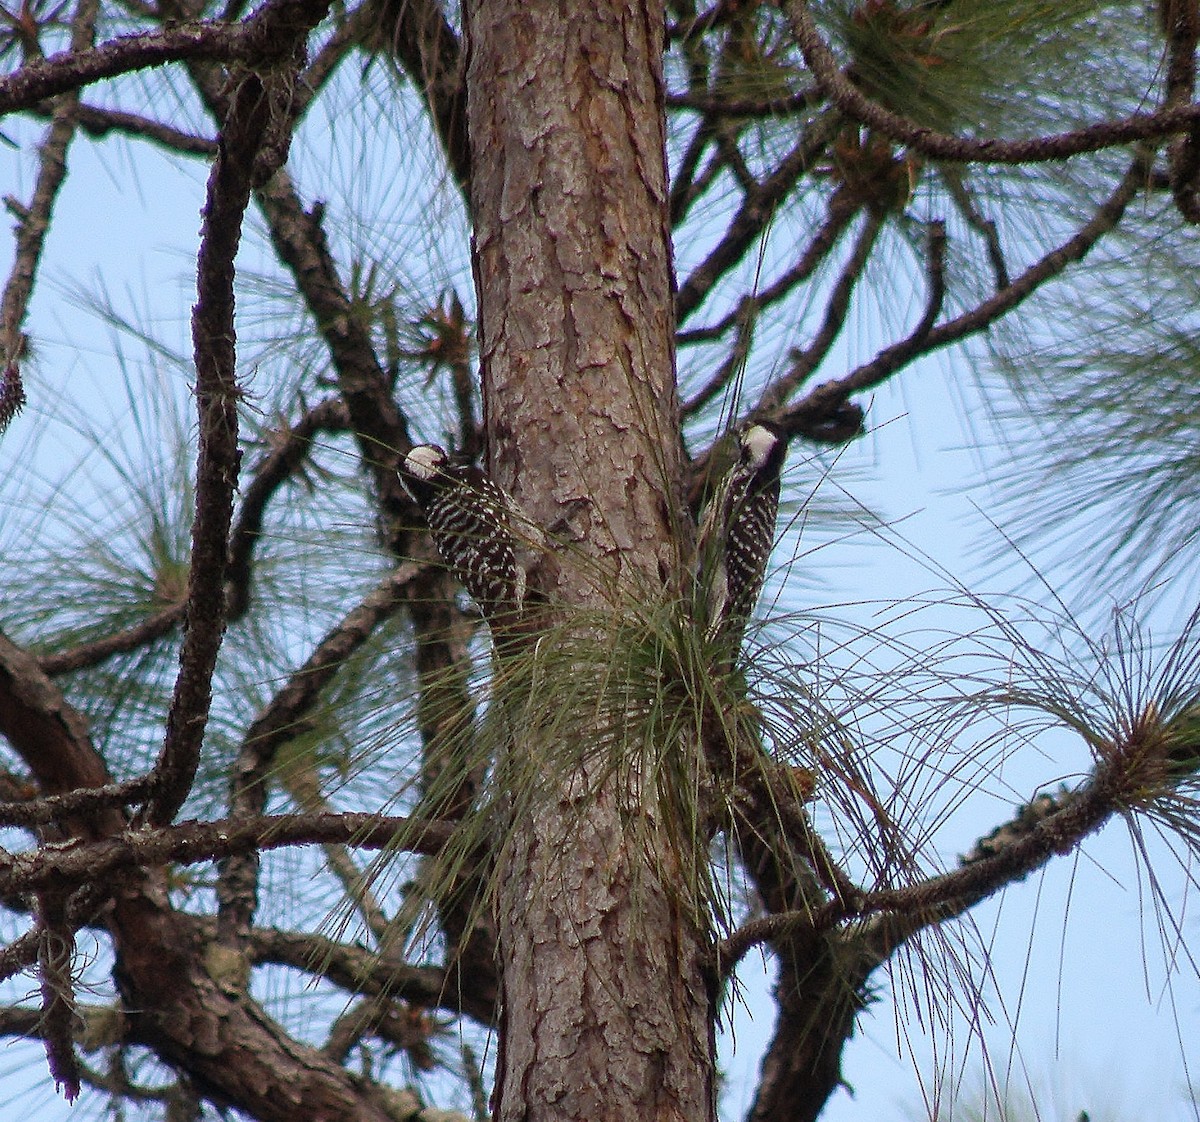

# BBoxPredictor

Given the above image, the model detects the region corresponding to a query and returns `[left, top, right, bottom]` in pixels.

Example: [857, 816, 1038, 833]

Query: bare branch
[0, 811, 455, 897]
[682, 300, 757, 421]
[37, 605, 186, 677]
[0, 22, 246, 114]
[254, 172, 415, 499]
[0, 928, 41, 983]
[0, 629, 118, 815]
[666, 85, 819, 118]
[147, 0, 326, 828]
[0, 777, 152, 830]
[666, 0, 746, 43]
[1162, 0, 1200, 221]
[719, 774, 1110, 969]
[938, 166, 1009, 290]
[0, 1004, 42, 1036]
[250, 925, 495, 1023]
[70, 102, 217, 154]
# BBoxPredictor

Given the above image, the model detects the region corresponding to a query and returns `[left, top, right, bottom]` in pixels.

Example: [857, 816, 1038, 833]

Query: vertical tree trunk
[466, 1, 716, 1119]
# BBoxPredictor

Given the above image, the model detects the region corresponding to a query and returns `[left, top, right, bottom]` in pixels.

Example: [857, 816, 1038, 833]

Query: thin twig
[671, 136, 729, 228]
[938, 166, 1009, 290]
[1, 0, 99, 405]
[37, 605, 186, 677]
[678, 193, 858, 350]
[226, 396, 350, 620]
[666, 85, 820, 118]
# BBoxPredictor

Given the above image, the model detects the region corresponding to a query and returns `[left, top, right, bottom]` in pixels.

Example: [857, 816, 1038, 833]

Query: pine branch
[670, 128, 728, 227]
[1162, 0, 1200, 221]
[780, 153, 1146, 437]
[718, 775, 1107, 967]
[0, 629, 120, 817]
[0, 928, 41, 984]
[253, 172, 415, 504]
[164, 9, 417, 546]
[36, 606, 186, 677]
[678, 192, 858, 351]
[758, 207, 885, 413]
[785, 0, 1200, 163]
[0, 21, 251, 113]
[36, 101, 219, 153]
[776, 216, 946, 430]
[0, 0, 98, 426]
[666, 85, 820, 118]
[938, 167, 1010, 291]
[0, 778, 152, 829]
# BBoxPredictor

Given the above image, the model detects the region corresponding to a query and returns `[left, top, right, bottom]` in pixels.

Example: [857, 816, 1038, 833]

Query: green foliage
[826, 0, 1138, 135]
[985, 192, 1200, 600]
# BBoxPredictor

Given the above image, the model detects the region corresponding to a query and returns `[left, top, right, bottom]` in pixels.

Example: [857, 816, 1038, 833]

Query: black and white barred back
[399, 445, 529, 622]
[697, 422, 788, 644]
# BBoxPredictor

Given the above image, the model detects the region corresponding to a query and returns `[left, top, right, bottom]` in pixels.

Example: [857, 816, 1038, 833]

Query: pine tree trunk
[465, 0, 717, 1118]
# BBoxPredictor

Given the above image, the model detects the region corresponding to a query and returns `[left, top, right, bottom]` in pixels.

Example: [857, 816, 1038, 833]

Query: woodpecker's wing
[399, 446, 529, 622]
[695, 423, 787, 644]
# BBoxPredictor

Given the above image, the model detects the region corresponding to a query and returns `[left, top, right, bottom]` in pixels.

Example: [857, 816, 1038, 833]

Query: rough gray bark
[466, 0, 716, 1119]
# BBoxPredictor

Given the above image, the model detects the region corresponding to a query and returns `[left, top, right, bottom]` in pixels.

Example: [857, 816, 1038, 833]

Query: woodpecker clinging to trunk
[399, 445, 540, 625]
[695, 421, 788, 647]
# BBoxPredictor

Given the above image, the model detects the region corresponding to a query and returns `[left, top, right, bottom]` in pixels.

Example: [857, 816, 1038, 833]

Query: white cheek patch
[405, 445, 446, 481]
[742, 425, 776, 471]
